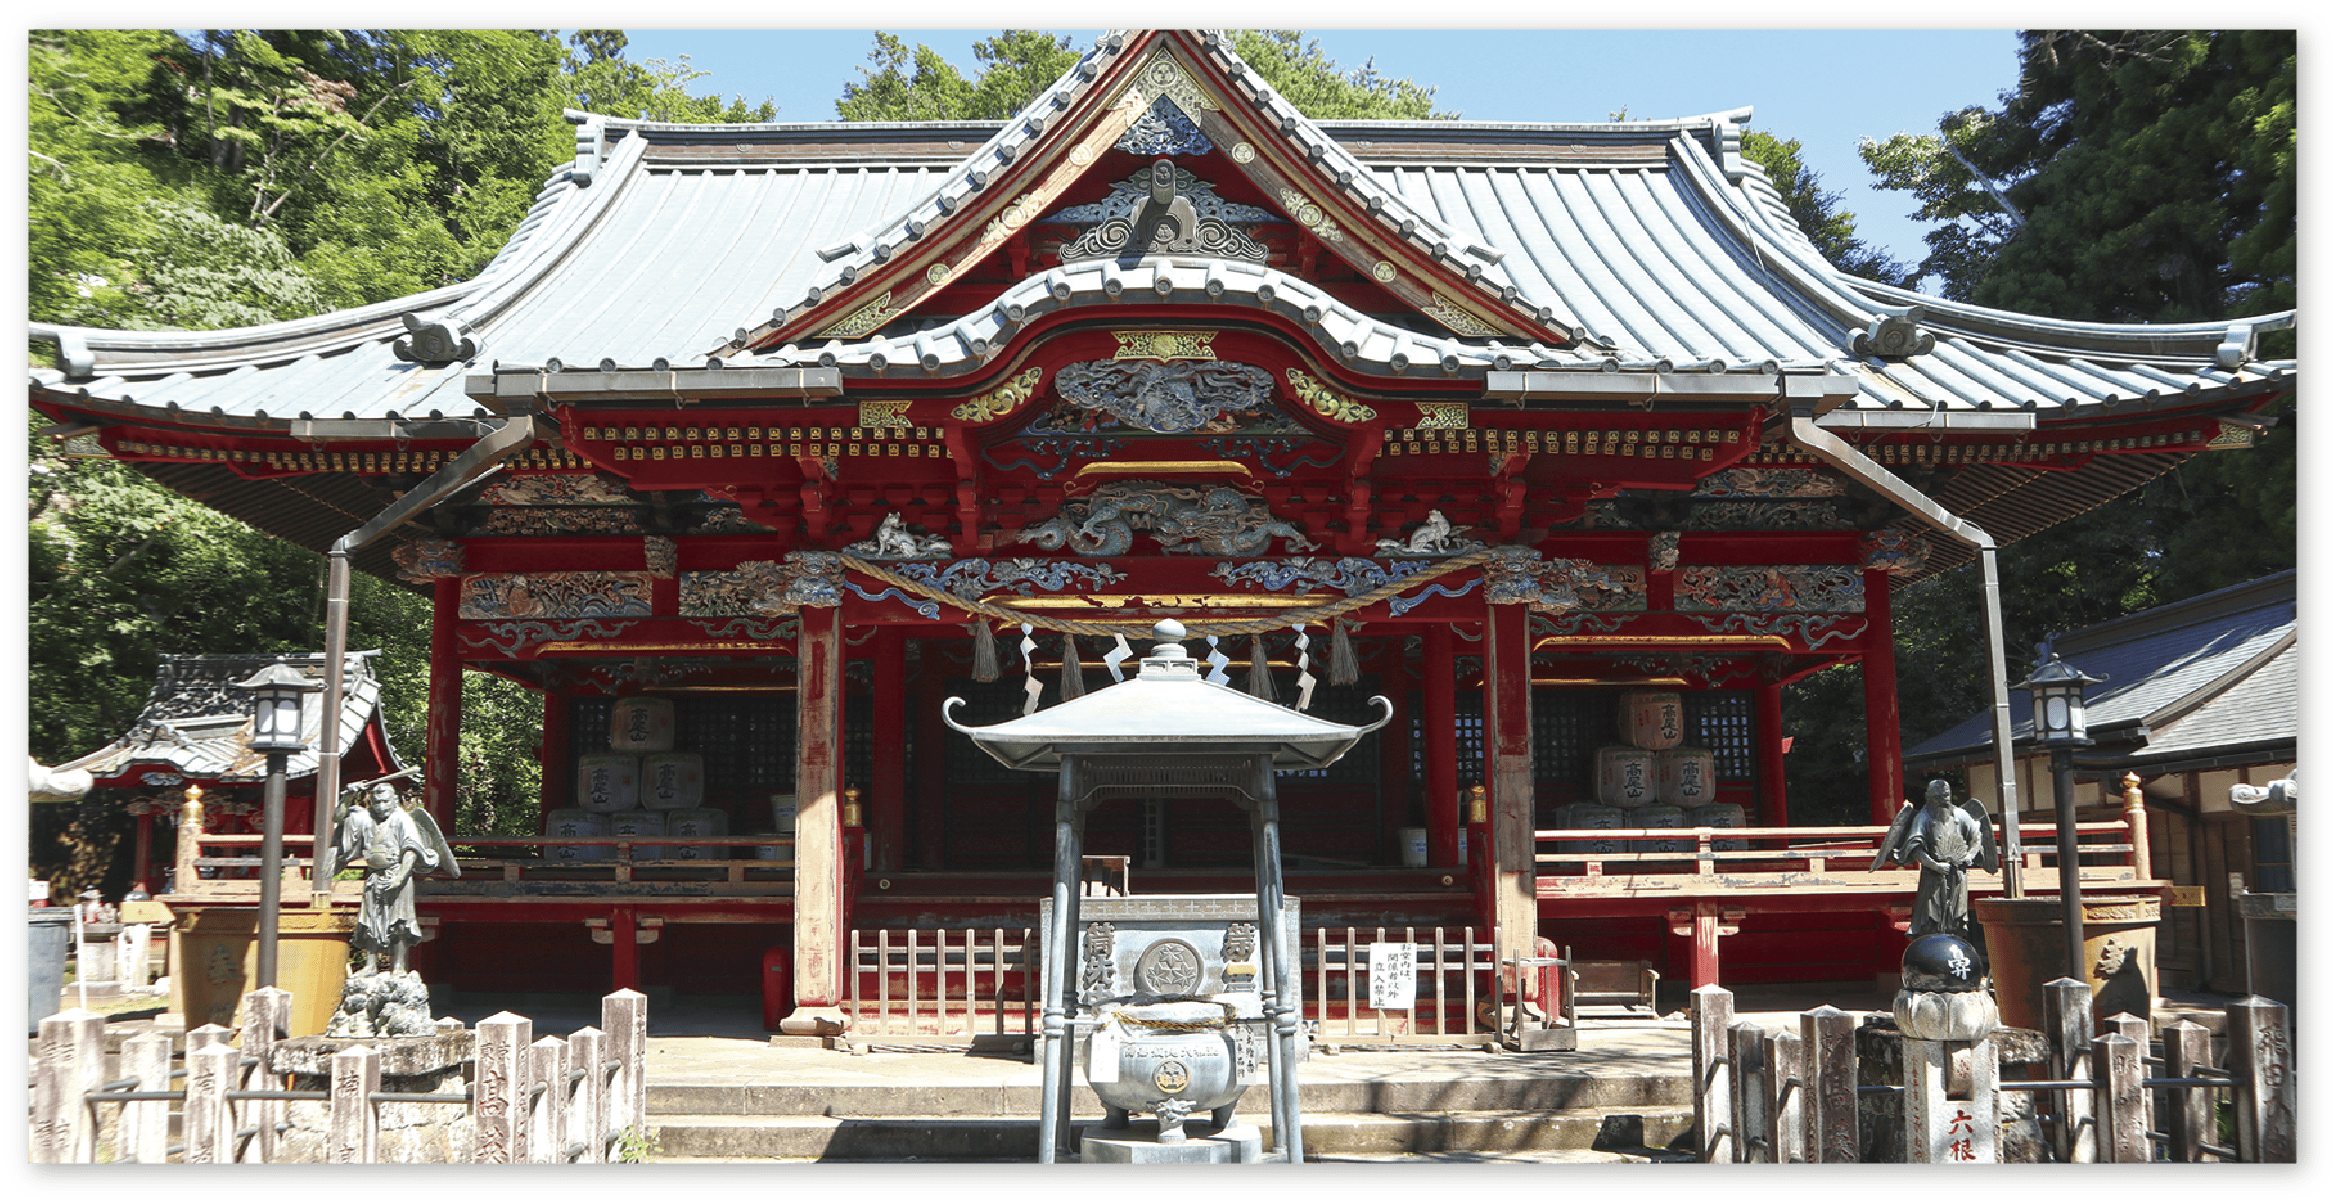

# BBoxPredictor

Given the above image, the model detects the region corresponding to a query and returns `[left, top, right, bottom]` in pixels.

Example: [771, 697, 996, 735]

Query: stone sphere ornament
[1901, 932, 1988, 992]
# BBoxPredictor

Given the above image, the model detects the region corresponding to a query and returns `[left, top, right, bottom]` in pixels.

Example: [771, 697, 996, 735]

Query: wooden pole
[1860, 570, 1902, 825]
[1485, 603, 1537, 980]
[426, 576, 464, 832]
[782, 604, 847, 1035]
[870, 628, 908, 873]
[1754, 676, 1790, 827]
[1422, 625, 1460, 868]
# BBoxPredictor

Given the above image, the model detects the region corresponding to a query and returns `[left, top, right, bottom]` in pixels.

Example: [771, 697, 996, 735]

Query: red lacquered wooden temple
[31, 30, 2293, 1032]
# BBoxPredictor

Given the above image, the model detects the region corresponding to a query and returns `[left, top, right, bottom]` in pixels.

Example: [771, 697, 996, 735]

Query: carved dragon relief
[1016, 480, 1316, 558]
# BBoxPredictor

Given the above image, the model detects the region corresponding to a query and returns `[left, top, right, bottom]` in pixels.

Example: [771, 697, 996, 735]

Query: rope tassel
[1058, 633, 1086, 700]
[1247, 636, 1276, 702]
[1326, 620, 1359, 687]
[970, 620, 1000, 683]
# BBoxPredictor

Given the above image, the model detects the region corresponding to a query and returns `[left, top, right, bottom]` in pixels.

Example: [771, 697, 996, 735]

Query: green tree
[1861, 30, 2294, 326]
[836, 30, 1458, 122]
[1740, 130, 1907, 284]
[1227, 30, 1454, 120]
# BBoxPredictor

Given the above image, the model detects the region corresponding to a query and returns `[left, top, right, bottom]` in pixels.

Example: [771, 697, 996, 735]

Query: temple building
[31, 30, 2294, 1030]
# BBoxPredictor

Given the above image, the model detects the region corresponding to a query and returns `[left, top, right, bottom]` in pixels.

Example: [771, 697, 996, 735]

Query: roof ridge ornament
[1058, 159, 1270, 264]
[392, 313, 476, 367]
[1848, 306, 1936, 361]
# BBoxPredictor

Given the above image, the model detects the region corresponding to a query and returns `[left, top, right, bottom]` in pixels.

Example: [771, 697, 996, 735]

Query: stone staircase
[646, 1058, 1694, 1163]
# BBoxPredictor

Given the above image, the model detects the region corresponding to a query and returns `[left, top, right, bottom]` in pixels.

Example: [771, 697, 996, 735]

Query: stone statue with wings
[333, 774, 459, 975]
[1872, 779, 2000, 945]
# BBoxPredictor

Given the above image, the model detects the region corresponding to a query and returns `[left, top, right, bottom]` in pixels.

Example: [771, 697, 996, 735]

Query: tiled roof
[1907, 571, 2296, 763]
[29, 30, 2294, 431]
[55, 652, 399, 784]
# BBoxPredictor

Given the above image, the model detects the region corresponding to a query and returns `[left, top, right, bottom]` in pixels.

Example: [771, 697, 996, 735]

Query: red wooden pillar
[783, 606, 847, 1035]
[608, 905, 638, 993]
[915, 655, 949, 871]
[130, 808, 157, 895]
[870, 628, 908, 873]
[1755, 676, 1790, 828]
[1671, 900, 1740, 989]
[1484, 602, 1538, 981]
[539, 685, 570, 825]
[425, 577, 463, 831]
[1377, 652, 1414, 865]
[1860, 569, 1903, 824]
[1422, 626, 1460, 868]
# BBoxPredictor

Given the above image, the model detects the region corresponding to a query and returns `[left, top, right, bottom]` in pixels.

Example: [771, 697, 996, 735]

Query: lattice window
[1530, 690, 1613, 786]
[1279, 676, 1384, 785]
[1405, 690, 1486, 790]
[941, 676, 1038, 788]
[1684, 691, 1755, 780]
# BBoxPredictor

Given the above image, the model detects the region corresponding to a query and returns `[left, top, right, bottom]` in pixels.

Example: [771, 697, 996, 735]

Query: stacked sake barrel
[1580, 691, 1741, 857]
[544, 697, 724, 863]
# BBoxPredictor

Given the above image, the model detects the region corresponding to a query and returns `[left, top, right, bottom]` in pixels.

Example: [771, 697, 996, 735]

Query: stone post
[472, 1012, 532, 1163]
[2090, 1031, 2146, 1162]
[1766, 1029, 1807, 1163]
[2162, 1019, 2213, 1162]
[31, 1009, 104, 1162]
[2044, 976, 2096, 1162]
[570, 1026, 608, 1163]
[2228, 996, 2294, 1162]
[529, 1034, 569, 1163]
[329, 1044, 381, 1163]
[2104, 1011, 2152, 1148]
[602, 988, 649, 1135]
[1801, 1005, 1858, 1162]
[121, 1030, 174, 1164]
[1903, 1034, 1998, 1162]
[1689, 984, 1734, 1163]
[238, 985, 291, 1162]
[1730, 1019, 1767, 1162]
[184, 1040, 240, 1163]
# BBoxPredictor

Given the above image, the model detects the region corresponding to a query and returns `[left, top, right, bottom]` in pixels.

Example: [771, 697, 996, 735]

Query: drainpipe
[308, 414, 539, 906]
[1783, 407, 2026, 898]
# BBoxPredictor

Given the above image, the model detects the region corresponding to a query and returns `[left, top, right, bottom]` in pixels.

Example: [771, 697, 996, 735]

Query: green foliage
[1228, 31, 1454, 120]
[613, 1124, 663, 1163]
[1739, 131, 1908, 284]
[1862, 30, 2295, 326]
[566, 38, 778, 124]
[835, 31, 1082, 122]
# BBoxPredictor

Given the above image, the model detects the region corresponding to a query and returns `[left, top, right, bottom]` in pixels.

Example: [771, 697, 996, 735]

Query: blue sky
[618, 29, 2024, 278]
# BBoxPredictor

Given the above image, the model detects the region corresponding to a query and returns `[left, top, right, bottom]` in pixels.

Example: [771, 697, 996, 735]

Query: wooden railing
[1534, 818, 2151, 898]
[1307, 925, 1500, 1043]
[444, 836, 796, 885]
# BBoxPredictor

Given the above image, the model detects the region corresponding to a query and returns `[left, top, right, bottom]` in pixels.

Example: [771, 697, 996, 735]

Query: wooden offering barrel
[575, 753, 639, 813]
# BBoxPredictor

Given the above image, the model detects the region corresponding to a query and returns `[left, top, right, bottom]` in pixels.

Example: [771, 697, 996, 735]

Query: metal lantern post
[236, 660, 318, 989]
[2017, 652, 2102, 985]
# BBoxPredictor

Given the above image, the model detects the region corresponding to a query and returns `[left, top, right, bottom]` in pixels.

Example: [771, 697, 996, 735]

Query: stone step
[649, 1105, 1694, 1161]
[647, 1071, 1688, 1118]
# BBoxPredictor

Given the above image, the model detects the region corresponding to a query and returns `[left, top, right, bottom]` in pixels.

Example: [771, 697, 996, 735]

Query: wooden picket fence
[30, 987, 649, 1164]
[1687, 981, 2294, 1163]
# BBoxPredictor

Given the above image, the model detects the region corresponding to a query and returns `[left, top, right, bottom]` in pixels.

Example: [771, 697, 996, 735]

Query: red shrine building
[32, 31, 2294, 1030]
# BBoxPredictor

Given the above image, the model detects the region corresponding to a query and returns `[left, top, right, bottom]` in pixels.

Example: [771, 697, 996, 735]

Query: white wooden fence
[30, 988, 649, 1164]
[1688, 980, 2294, 1163]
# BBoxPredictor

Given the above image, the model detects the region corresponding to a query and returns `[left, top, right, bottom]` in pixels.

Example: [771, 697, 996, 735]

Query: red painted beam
[1861, 569, 1903, 824]
[870, 628, 908, 873]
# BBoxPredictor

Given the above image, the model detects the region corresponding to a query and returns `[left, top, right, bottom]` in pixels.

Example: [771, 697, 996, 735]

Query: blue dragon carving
[1017, 481, 1316, 557]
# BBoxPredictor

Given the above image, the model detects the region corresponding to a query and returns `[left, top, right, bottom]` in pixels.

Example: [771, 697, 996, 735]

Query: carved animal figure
[1017, 481, 1315, 557]
[846, 513, 951, 560]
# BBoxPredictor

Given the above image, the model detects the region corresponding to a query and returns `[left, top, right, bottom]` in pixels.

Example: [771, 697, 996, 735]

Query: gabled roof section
[1907, 571, 2296, 764]
[56, 652, 402, 785]
[726, 29, 1575, 356]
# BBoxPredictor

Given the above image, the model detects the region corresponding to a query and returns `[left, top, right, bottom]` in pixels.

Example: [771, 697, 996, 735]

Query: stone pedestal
[272, 1024, 475, 1163]
[1080, 1120, 1263, 1164]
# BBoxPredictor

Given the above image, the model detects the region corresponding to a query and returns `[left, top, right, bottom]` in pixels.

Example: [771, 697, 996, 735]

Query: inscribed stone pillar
[784, 605, 848, 1034]
[1484, 601, 1537, 980]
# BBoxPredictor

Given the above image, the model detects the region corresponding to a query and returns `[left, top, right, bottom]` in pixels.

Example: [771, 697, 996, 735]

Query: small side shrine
[949, 618, 1388, 1163]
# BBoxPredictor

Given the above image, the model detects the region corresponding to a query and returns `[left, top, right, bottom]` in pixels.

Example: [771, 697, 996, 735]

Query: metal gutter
[309, 414, 538, 906]
[1783, 409, 2027, 895]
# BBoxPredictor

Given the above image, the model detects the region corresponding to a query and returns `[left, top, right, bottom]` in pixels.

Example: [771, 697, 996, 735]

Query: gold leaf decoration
[1371, 260, 1397, 283]
[1277, 187, 1343, 242]
[1229, 141, 1256, 164]
[951, 367, 1045, 422]
[858, 400, 913, 429]
[816, 290, 895, 339]
[2206, 420, 2257, 450]
[1112, 330, 1219, 362]
[1126, 52, 1220, 113]
[1423, 292, 1497, 337]
[1285, 369, 1377, 424]
[979, 194, 1043, 244]
[1414, 401, 1471, 430]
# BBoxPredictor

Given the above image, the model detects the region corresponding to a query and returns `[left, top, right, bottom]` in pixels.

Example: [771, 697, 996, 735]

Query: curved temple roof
[31, 29, 2294, 434]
